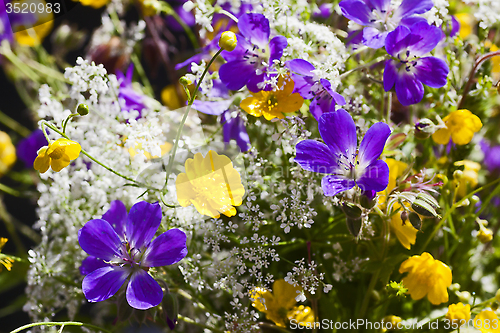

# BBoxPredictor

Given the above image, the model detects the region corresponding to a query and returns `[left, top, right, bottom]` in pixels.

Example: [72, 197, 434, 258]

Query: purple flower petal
[370, 0, 391, 12]
[193, 100, 232, 115]
[102, 200, 128, 239]
[310, 94, 333, 120]
[358, 122, 391, 168]
[126, 270, 163, 310]
[362, 27, 388, 49]
[237, 13, 270, 48]
[384, 25, 411, 57]
[356, 159, 390, 192]
[219, 60, 255, 91]
[414, 56, 449, 88]
[17, 129, 48, 168]
[222, 111, 251, 152]
[395, 0, 433, 18]
[82, 266, 130, 303]
[79, 256, 110, 276]
[175, 53, 207, 70]
[321, 79, 346, 106]
[246, 73, 268, 93]
[319, 109, 357, 157]
[269, 35, 288, 63]
[395, 70, 424, 106]
[339, 0, 374, 25]
[287, 59, 315, 76]
[450, 15, 460, 37]
[405, 22, 444, 57]
[142, 229, 188, 267]
[321, 175, 355, 196]
[125, 201, 162, 250]
[400, 15, 427, 28]
[295, 140, 339, 174]
[79, 219, 123, 260]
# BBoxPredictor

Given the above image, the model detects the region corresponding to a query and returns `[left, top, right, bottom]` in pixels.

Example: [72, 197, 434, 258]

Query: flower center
[48, 146, 65, 159]
[369, 7, 398, 32]
[336, 150, 361, 179]
[243, 44, 270, 70]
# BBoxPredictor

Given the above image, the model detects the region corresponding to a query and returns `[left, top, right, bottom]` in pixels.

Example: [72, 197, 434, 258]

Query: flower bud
[179, 76, 192, 86]
[415, 118, 436, 139]
[142, 0, 161, 16]
[382, 315, 402, 332]
[77, 103, 89, 116]
[219, 31, 237, 52]
[457, 291, 471, 303]
[477, 228, 493, 243]
[492, 302, 499, 311]
[400, 210, 408, 222]
[342, 203, 363, 219]
[346, 217, 362, 238]
[408, 212, 422, 230]
[162, 292, 179, 330]
[453, 170, 463, 181]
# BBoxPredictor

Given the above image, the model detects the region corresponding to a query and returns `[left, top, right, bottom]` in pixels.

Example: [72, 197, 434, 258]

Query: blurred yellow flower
[250, 279, 314, 328]
[455, 13, 474, 39]
[391, 203, 418, 250]
[378, 158, 408, 205]
[161, 85, 187, 110]
[454, 160, 481, 197]
[240, 75, 303, 120]
[432, 109, 482, 145]
[485, 41, 500, 75]
[0, 238, 14, 272]
[445, 302, 471, 325]
[176, 150, 245, 218]
[474, 310, 500, 333]
[128, 142, 172, 160]
[13, 0, 53, 46]
[74, 0, 109, 8]
[399, 252, 452, 305]
[381, 315, 402, 332]
[34, 138, 82, 173]
[0, 131, 16, 176]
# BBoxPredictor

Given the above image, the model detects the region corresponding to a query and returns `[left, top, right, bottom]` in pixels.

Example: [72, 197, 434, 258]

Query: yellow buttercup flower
[474, 310, 500, 333]
[128, 142, 172, 160]
[381, 315, 402, 332]
[161, 85, 187, 110]
[34, 138, 82, 173]
[454, 160, 481, 197]
[176, 150, 245, 218]
[250, 279, 314, 328]
[391, 203, 418, 250]
[446, 302, 471, 325]
[399, 252, 452, 305]
[13, 0, 53, 47]
[455, 13, 474, 39]
[432, 110, 482, 145]
[0, 238, 14, 272]
[240, 75, 304, 120]
[0, 131, 16, 176]
[74, 0, 109, 8]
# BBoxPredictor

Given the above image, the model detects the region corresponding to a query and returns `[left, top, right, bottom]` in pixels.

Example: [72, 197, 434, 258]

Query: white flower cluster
[463, 0, 500, 29]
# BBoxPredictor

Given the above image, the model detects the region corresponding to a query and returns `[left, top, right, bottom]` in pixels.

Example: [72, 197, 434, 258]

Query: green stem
[0, 183, 21, 197]
[130, 53, 154, 97]
[9, 321, 111, 333]
[161, 3, 199, 48]
[358, 269, 380, 321]
[162, 48, 223, 190]
[42, 122, 157, 190]
[386, 92, 392, 124]
[420, 178, 500, 251]
[0, 110, 31, 137]
[62, 113, 79, 134]
[338, 55, 387, 80]
[178, 315, 224, 333]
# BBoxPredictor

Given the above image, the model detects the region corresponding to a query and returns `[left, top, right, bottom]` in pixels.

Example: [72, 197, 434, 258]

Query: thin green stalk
[0, 183, 21, 197]
[41, 121, 157, 190]
[9, 321, 111, 333]
[386, 92, 392, 124]
[178, 315, 225, 333]
[339, 55, 388, 80]
[131, 53, 154, 97]
[420, 178, 500, 251]
[161, 3, 199, 48]
[0, 110, 31, 137]
[163, 48, 223, 190]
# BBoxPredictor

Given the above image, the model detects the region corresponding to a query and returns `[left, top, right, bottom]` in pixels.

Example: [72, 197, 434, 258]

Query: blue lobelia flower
[116, 64, 146, 117]
[219, 13, 287, 93]
[295, 109, 390, 196]
[339, 0, 433, 49]
[17, 129, 48, 168]
[78, 200, 188, 310]
[287, 59, 346, 120]
[383, 21, 449, 106]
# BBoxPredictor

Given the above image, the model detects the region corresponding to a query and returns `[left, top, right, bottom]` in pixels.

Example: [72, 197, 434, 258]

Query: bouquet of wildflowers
[3, 0, 500, 331]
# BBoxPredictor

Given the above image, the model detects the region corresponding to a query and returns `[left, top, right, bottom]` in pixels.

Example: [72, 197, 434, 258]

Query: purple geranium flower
[116, 64, 146, 116]
[295, 109, 390, 196]
[219, 13, 287, 93]
[481, 140, 500, 174]
[287, 59, 346, 120]
[78, 200, 187, 310]
[383, 21, 449, 106]
[17, 129, 48, 168]
[339, 0, 433, 48]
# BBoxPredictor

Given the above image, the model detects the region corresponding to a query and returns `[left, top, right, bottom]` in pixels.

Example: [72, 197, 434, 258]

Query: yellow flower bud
[219, 31, 238, 52]
[382, 315, 402, 332]
[445, 302, 471, 326]
[477, 228, 493, 243]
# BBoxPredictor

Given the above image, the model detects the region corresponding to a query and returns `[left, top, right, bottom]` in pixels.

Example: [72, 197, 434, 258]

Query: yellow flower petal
[33, 147, 50, 173]
[474, 310, 500, 333]
[0, 131, 16, 176]
[390, 204, 418, 250]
